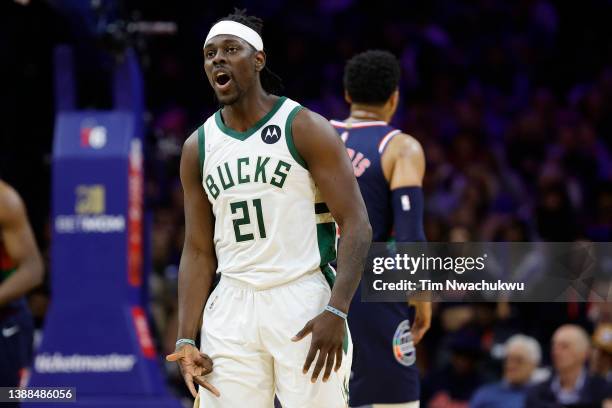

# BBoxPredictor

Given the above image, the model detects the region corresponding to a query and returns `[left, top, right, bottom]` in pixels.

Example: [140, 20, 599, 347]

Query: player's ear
[254, 50, 266, 72]
[344, 90, 352, 104]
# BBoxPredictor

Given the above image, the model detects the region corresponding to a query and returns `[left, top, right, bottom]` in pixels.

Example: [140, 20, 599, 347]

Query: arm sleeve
[391, 186, 426, 242]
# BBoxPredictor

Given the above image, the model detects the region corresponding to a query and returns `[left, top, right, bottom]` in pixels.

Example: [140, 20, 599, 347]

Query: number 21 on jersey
[230, 199, 266, 242]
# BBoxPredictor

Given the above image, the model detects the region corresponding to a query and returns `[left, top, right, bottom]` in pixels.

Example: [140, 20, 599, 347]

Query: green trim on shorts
[320, 263, 335, 289]
[342, 321, 349, 355]
[317, 223, 337, 267]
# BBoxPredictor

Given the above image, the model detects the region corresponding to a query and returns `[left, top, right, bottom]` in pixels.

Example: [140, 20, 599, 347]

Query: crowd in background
[141, 1, 612, 404]
[2, 0, 612, 406]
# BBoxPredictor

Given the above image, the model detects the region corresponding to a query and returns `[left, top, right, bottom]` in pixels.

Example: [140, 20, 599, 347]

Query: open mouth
[215, 72, 232, 88]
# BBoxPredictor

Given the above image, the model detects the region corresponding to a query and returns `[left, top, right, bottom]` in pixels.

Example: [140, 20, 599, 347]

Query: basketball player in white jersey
[166, 9, 372, 408]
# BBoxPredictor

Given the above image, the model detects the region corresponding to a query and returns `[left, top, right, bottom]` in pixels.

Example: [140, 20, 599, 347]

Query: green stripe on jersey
[197, 125, 205, 179]
[317, 222, 337, 267]
[285, 105, 307, 169]
[320, 263, 335, 289]
[343, 321, 349, 355]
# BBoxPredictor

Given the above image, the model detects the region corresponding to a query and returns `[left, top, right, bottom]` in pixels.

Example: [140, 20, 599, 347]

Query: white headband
[204, 21, 263, 51]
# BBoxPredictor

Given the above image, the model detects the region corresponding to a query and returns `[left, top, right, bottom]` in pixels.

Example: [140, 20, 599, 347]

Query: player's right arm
[166, 132, 220, 398]
[0, 181, 44, 306]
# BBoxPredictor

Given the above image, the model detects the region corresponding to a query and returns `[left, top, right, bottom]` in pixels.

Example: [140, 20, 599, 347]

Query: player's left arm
[0, 182, 44, 306]
[384, 134, 431, 344]
[383, 133, 426, 240]
[291, 109, 372, 382]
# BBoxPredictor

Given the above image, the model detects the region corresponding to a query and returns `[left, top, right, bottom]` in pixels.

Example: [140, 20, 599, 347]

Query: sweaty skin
[0, 180, 44, 306]
[168, 30, 371, 396]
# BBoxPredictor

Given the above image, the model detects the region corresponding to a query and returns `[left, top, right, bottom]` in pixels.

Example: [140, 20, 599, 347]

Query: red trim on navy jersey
[330, 119, 388, 128]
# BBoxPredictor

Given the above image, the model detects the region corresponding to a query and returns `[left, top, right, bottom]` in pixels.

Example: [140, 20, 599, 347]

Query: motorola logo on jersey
[261, 125, 281, 144]
[80, 125, 107, 149]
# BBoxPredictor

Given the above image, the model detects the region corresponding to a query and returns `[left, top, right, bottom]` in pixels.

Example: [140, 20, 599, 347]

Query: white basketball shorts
[198, 271, 352, 408]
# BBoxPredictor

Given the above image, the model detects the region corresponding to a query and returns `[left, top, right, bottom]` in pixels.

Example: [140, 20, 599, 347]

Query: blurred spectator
[470, 334, 541, 408]
[591, 324, 612, 381]
[525, 324, 612, 407]
[422, 329, 485, 407]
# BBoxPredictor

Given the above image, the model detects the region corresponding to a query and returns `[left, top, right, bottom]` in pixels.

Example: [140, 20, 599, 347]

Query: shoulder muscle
[382, 133, 425, 188]
[292, 108, 343, 154]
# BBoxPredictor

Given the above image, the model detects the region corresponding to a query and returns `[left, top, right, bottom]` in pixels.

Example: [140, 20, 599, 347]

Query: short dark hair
[218, 8, 283, 95]
[344, 50, 400, 105]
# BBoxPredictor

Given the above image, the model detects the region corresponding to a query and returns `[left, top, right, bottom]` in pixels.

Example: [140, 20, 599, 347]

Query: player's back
[332, 119, 420, 406]
[330, 119, 400, 241]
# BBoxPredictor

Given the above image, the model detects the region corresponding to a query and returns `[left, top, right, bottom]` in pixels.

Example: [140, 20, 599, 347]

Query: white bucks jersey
[197, 97, 336, 289]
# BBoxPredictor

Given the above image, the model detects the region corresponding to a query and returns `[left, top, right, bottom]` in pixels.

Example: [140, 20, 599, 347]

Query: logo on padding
[261, 125, 281, 144]
[81, 126, 107, 149]
[392, 319, 416, 366]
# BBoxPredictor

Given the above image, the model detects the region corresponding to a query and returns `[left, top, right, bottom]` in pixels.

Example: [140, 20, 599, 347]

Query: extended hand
[166, 344, 220, 398]
[292, 310, 346, 383]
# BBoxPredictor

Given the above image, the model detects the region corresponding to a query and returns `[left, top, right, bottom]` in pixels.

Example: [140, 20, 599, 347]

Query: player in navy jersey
[332, 50, 432, 408]
[0, 179, 43, 405]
